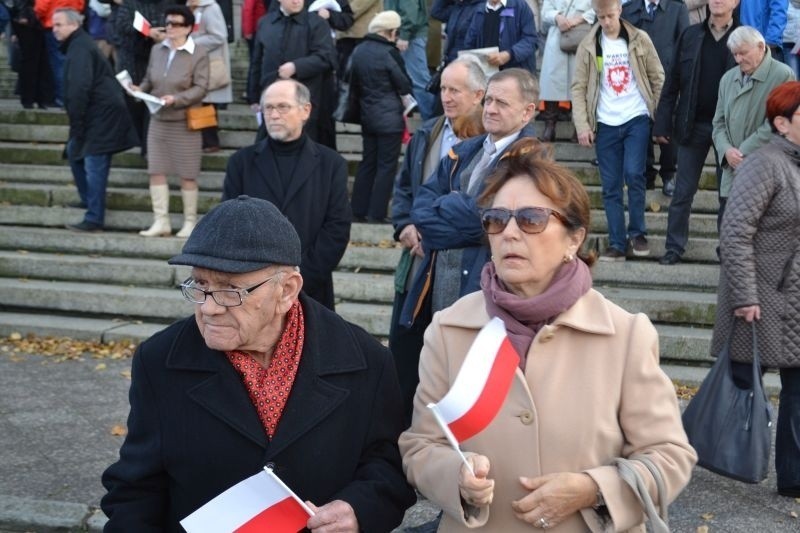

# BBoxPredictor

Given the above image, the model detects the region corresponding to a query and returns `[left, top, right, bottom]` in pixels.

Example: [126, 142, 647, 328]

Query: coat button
[520, 411, 533, 425]
[462, 270, 469, 276]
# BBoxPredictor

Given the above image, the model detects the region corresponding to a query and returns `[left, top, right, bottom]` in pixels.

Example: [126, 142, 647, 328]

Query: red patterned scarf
[226, 300, 305, 440]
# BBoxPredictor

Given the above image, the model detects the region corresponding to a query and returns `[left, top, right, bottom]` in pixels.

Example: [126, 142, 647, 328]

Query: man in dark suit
[248, 0, 336, 142]
[101, 196, 415, 531]
[223, 79, 351, 310]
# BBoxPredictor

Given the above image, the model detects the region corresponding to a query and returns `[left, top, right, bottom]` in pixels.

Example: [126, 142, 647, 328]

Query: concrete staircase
[0, 43, 724, 366]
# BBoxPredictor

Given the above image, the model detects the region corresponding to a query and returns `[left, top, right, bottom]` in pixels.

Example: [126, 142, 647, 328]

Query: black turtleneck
[269, 134, 307, 193]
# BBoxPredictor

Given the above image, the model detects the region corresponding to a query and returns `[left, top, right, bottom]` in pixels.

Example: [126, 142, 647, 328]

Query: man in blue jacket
[389, 56, 486, 420]
[739, 0, 787, 60]
[400, 68, 539, 329]
[463, 0, 538, 72]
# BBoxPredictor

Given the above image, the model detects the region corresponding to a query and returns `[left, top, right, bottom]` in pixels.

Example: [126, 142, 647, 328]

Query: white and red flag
[180, 467, 313, 533]
[132, 11, 152, 37]
[427, 317, 518, 469]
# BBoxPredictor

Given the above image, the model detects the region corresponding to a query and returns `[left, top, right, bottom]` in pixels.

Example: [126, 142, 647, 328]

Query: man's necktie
[647, 1, 657, 17]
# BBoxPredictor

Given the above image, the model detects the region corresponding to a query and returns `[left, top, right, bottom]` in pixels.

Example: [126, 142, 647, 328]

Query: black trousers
[12, 22, 52, 107]
[389, 288, 432, 425]
[351, 132, 402, 220]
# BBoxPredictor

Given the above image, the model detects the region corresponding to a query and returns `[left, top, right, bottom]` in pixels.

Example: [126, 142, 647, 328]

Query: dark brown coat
[711, 135, 800, 367]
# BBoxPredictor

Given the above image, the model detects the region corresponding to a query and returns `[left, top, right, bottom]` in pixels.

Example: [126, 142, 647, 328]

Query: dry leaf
[649, 201, 661, 212]
[9, 332, 22, 341]
[120, 370, 132, 379]
[110, 424, 127, 436]
[701, 513, 714, 521]
[790, 511, 798, 519]
[94, 363, 107, 371]
[696, 526, 709, 533]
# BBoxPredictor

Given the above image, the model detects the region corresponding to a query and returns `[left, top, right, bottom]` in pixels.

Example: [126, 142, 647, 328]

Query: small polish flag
[428, 317, 518, 469]
[180, 467, 313, 533]
[133, 11, 151, 37]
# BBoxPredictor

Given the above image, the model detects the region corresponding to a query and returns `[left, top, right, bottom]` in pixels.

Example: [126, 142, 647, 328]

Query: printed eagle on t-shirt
[607, 65, 631, 95]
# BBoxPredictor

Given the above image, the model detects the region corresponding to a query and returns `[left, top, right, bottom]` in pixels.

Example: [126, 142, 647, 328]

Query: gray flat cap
[168, 195, 301, 272]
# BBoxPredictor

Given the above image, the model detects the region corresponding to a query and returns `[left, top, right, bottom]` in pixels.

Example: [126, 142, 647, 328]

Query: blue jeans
[401, 35, 434, 120]
[44, 30, 64, 104]
[783, 43, 800, 79]
[69, 150, 112, 226]
[595, 115, 650, 252]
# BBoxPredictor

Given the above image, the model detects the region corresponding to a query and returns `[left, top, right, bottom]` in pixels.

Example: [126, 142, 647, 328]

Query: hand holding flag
[180, 467, 314, 533]
[427, 317, 518, 474]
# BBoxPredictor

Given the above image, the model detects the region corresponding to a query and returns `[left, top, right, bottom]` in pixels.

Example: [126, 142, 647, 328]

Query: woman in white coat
[189, 0, 233, 152]
[538, 0, 594, 141]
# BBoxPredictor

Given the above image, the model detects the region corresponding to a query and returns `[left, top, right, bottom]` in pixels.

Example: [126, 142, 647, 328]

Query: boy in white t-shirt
[570, 0, 664, 261]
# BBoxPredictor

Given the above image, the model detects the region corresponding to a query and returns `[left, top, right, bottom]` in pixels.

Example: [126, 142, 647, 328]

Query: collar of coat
[436, 289, 617, 336]
[269, 7, 307, 24]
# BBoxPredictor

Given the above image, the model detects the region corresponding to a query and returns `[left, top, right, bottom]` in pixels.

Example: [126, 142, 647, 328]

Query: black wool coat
[61, 28, 139, 160]
[222, 136, 352, 310]
[101, 294, 416, 531]
[247, 8, 336, 107]
[350, 33, 413, 135]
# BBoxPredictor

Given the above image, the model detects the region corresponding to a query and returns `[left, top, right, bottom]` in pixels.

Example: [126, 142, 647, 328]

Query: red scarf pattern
[225, 300, 305, 440]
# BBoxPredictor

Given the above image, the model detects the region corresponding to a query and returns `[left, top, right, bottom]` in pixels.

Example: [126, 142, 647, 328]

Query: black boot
[540, 101, 559, 142]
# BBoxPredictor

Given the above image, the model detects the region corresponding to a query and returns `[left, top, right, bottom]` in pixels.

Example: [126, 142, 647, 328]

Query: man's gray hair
[487, 68, 540, 105]
[445, 55, 488, 93]
[260, 79, 311, 107]
[54, 7, 84, 25]
[727, 26, 766, 51]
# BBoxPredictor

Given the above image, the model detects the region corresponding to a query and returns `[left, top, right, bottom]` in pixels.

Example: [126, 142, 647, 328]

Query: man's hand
[459, 455, 494, 508]
[397, 39, 409, 52]
[317, 7, 330, 19]
[654, 135, 670, 144]
[487, 51, 511, 66]
[278, 62, 296, 79]
[398, 224, 424, 257]
[306, 500, 358, 533]
[725, 147, 744, 168]
[149, 27, 166, 42]
[577, 130, 594, 147]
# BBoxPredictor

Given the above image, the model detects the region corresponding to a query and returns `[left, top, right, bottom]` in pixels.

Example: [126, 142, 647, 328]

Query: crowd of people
[2, 0, 799, 529]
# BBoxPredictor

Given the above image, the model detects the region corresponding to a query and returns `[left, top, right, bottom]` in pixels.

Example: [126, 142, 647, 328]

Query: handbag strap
[610, 455, 669, 533]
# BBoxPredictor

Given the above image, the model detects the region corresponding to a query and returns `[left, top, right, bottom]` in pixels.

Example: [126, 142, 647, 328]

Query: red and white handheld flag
[180, 467, 313, 533]
[133, 11, 152, 37]
[428, 317, 518, 469]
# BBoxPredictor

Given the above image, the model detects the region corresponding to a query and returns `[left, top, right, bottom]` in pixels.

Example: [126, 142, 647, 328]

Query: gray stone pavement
[1, 347, 798, 532]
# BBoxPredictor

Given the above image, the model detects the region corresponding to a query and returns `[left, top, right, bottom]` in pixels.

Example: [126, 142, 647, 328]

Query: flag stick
[263, 466, 316, 517]
[427, 403, 475, 476]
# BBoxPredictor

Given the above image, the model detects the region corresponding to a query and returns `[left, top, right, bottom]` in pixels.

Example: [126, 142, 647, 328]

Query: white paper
[115, 70, 165, 115]
[401, 94, 417, 117]
[458, 47, 501, 77]
[308, 0, 342, 12]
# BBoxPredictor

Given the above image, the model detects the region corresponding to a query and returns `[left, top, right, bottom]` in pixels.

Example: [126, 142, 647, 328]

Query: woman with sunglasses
[400, 138, 696, 532]
[130, 4, 209, 238]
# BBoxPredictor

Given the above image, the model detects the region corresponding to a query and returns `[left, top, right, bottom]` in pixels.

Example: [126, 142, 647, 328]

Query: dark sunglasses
[164, 20, 190, 27]
[481, 207, 570, 235]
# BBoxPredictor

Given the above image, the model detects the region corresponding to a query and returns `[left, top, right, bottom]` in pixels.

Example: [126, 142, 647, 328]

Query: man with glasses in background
[101, 195, 415, 531]
[222, 79, 351, 311]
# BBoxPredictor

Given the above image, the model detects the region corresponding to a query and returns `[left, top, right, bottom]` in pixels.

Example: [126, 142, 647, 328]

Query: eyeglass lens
[481, 207, 553, 235]
[181, 285, 243, 307]
[263, 103, 293, 115]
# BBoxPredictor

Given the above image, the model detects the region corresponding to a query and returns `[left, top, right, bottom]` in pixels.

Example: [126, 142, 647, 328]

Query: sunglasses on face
[481, 207, 570, 235]
[164, 20, 189, 27]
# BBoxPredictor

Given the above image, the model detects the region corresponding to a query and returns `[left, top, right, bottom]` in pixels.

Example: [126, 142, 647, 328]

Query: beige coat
[336, 0, 382, 40]
[399, 290, 696, 533]
[571, 20, 664, 134]
[140, 38, 209, 122]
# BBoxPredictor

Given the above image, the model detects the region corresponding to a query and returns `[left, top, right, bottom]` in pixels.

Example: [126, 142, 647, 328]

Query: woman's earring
[562, 253, 574, 263]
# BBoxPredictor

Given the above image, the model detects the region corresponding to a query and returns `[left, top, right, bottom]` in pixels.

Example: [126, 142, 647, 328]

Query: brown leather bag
[186, 105, 217, 130]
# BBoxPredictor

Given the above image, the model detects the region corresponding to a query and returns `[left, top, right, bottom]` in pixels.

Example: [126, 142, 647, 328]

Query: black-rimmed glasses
[481, 207, 570, 235]
[180, 275, 277, 307]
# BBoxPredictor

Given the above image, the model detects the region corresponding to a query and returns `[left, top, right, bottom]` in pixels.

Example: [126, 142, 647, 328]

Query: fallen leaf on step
[701, 513, 714, 520]
[110, 424, 127, 436]
[790, 511, 798, 518]
[649, 201, 661, 212]
[120, 370, 132, 379]
[94, 363, 107, 371]
[696, 526, 708, 533]
[16, 249, 28, 254]
[9, 332, 22, 341]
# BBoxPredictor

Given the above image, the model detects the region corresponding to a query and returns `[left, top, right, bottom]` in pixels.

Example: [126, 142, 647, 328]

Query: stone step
[0, 278, 715, 362]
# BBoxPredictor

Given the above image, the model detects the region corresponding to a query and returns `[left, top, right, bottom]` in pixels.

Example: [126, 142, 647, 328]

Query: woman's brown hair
[452, 106, 486, 139]
[478, 137, 596, 266]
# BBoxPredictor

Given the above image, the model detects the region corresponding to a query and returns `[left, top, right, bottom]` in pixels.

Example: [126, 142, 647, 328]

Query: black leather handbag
[682, 321, 773, 483]
[333, 58, 360, 124]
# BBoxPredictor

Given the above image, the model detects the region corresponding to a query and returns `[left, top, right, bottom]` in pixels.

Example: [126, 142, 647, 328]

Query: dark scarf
[480, 259, 592, 368]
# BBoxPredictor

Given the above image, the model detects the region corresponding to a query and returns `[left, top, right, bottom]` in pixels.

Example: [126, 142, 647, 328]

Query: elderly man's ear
[277, 270, 304, 312]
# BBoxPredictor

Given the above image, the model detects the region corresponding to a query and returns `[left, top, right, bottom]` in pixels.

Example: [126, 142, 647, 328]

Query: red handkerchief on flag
[133, 11, 151, 37]
[180, 468, 313, 533]
[428, 317, 518, 443]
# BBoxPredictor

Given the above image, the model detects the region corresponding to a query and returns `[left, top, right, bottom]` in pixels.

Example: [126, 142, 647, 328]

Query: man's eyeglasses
[262, 103, 298, 115]
[481, 207, 570, 235]
[164, 20, 190, 27]
[180, 275, 277, 307]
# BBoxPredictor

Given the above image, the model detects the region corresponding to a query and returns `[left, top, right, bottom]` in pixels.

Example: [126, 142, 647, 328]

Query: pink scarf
[480, 259, 592, 368]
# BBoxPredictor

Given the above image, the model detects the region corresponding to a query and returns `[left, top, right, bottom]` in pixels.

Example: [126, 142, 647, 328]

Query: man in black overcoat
[101, 196, 415, 531]
[224, 80, 351, 310]
[54, 7, 138, 232]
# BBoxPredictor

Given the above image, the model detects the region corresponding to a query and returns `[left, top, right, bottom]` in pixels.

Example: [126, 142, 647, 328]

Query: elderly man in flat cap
[101, 195, 415, 532]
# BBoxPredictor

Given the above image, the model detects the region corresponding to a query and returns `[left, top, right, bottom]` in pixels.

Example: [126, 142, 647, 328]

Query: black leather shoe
[778, 486, 800, 498]
[65, 221, 103, 233]
[659, 251, 681, 265]
[662, 178, 675, 197]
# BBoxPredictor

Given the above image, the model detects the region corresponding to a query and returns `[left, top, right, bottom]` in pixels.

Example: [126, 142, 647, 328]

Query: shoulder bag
[681, 320, 773, 483]
[186, 105, 218, 130]
[333, 57, 360, 124]
[208, 56, 231, 91]
[559, 0, 592, 53]
[611, 455, 670, 533]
